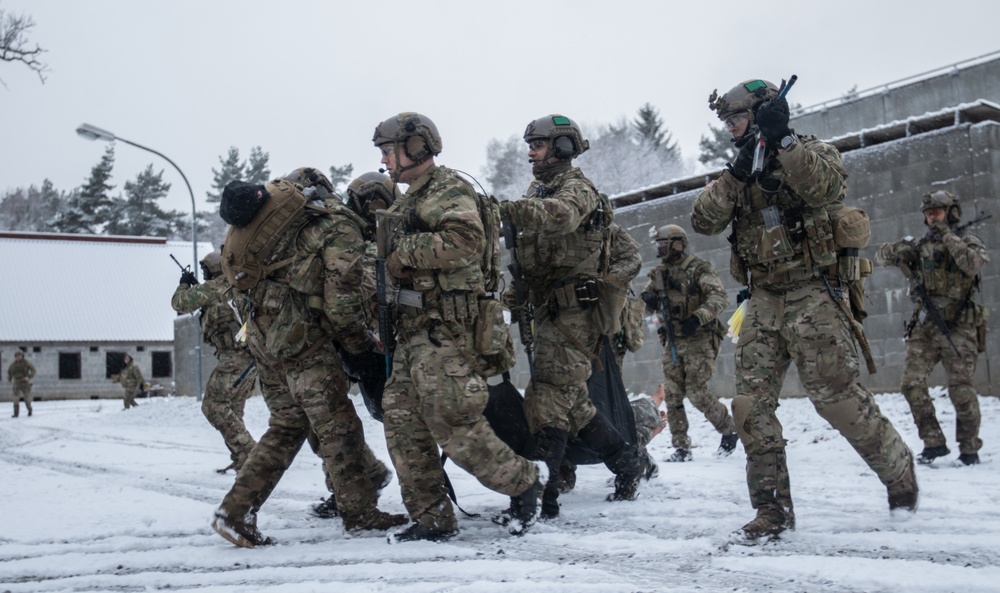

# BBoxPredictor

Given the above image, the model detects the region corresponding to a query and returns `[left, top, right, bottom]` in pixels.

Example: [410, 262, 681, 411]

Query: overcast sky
[2, 0, 998, 216]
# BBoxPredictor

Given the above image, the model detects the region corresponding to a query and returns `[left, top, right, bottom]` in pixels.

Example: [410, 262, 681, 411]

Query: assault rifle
[652, 269, 677, 362]
[501, 221, 535, 385]
[751, 74, 798, 176]
[917, 211, 993, 247]
[170, 254, 198, 285]
[374, 209, 424, 373]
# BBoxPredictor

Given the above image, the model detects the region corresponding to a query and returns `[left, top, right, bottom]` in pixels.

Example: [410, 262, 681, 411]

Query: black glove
[180, 270, 198, 286]
[755, 97, 791, 142]
[680, 316, 701, 337]
[736, 288, 750, 305]
[727, 139, 755, 181]
[641, 291, 659, 312]
[656, 325, 667, 346]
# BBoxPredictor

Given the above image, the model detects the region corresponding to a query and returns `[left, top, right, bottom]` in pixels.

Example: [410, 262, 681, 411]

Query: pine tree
[631, 103, 681, 163]
[328, 164, 354, 194]
[106, 165, 184, 237]
[481, 136, 533, 200]
[0, 179, 63, 231]
[206, 147, 245, 204]
[697, 123, 737, 168]
[244, 146, 271, 185]
[53, 145, 115, 233]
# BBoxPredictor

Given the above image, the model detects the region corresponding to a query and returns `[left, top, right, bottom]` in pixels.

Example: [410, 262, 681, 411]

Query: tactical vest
[519, 170, 613, 293]
[654, 255, 709, 331]
[201, 299, 241, 352]
[916, 233, 980, 308]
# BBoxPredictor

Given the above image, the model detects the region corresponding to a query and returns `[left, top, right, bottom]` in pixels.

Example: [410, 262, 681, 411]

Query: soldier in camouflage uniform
[692, 78, 917, 540]
[7, 350, 36, 417]
[499, 114, 644, 521]
[630, 384, 669, 479]
[210, 167, 406, 548]
[171, 252, 258, 473]
[877, 191, 990, 466]
[374, 113, 541, 542]
[113, 353, 144, 409]
[640, 224, 738, 462]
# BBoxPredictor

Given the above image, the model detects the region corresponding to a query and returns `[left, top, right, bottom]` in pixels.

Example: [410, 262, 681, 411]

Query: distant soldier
[640, 224, 738, 462]
[112, 353, 144, 410]
[171, 251, 257, 473]
[499, 114, 644, 521]
[877, 191, 990, 466]
[373, 112, 541, 542]
[7, 350, 36, 417]
[211, 167, 406, 548]
[692, 77, 917, 540]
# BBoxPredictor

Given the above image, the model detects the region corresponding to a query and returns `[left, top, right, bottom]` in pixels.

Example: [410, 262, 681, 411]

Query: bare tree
[0, 7, 49, 85]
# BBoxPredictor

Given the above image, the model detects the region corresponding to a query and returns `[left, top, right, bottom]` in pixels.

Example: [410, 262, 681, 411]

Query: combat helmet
[921, 190, 962, 225]
[346, 172, 400, 224]
[523, 114, 590, 159]
[649, 224, 688, 250]
[708, 79, 780, 122]
[284, 167, 334, 199]
[201, 251, 223, 280]
[372, 112, 442, 163]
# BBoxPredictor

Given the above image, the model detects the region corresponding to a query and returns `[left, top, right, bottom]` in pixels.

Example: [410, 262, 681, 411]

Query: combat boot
[717, 433, 739, 457]
[642, 452, 659, 481]
[556, 461, 577, 493]
[388, 522, 458, 544]
[507, 471, 543, 536]
[211, 508, 275, 549]
[735, 511, 792, 541]
[342, 509, 408, 532]
[216, 460, 238, 475]
[491, 501, 514, 527]
[666, 448, 693, 462]
[887, 454, 919, 512]
[607, 468, 642, 502]
[917, 444, 950, 464]
[959, 453, 980, 466]
[311, 494, 339, 519]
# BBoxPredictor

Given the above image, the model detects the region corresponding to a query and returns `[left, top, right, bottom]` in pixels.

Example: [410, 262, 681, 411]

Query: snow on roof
[0, 232, 215, 342]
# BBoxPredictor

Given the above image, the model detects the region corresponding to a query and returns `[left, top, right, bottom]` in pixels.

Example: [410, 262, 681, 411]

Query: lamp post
[76, 123, 203, 401]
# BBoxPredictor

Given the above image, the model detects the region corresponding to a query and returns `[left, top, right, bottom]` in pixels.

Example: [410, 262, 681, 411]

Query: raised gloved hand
[179, 270, 198, 286]
[929, 220, 951, 237]
[680, 315, 701, 337]
[727, 139, 755, 181]
[755, 97, 791, 142]
[641, 290, 659, 312]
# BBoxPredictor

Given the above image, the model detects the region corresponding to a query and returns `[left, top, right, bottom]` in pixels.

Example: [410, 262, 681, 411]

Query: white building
[1, 231, 213, 401]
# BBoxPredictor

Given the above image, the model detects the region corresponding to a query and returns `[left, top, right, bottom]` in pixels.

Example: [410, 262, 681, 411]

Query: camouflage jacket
[607, 223, 642, 289]
[171, 276, 243, 354]
[641, 253, 728, 335]
[247, 200, 373, 356]
[115, 360, 145, 393]
[691, 135, 848, 290]
[501, 167, 612, 297]
[877, 226, 989, 323]
[388, 165, 486, 298]
[7, 358, 36, 385]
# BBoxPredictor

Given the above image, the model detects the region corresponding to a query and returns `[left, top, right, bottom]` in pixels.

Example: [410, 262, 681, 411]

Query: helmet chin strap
[390, 141, 431, 181]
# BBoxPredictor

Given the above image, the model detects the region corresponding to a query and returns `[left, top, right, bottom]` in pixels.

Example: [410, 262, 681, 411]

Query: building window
[152, 352, 172, 378]
[90, 346, 99, 353]
[33, 346, 41, 353]
[106, 352, 126, 378]
[59, 352, 82, 379]
[137, 346, 145, 352]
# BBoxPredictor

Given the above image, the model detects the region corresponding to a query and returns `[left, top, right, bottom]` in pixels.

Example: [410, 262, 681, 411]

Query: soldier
[499, 114, 644, 521]
[112, 353, 144, 410]
[691, 78, 917, 540]
[7, 350, 36, 417]
[210, 167, 406, 548]
[876, 191, 990, 466]
[171, 252, 258, 473]
[373, 112, 541, 542]
[631, 384, 669, 477]
[640, 224, 738, 462]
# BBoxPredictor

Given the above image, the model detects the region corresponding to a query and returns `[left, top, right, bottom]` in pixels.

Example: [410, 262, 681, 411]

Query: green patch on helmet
[743, 80, 767, 93]
[552, 116, 571, 126]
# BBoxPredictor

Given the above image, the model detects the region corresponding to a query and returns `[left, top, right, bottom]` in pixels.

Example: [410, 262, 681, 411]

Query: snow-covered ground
[1, 388, 998, 593]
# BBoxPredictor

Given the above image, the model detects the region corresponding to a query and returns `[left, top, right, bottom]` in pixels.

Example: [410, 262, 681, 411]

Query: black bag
[339, 348, 388, 422]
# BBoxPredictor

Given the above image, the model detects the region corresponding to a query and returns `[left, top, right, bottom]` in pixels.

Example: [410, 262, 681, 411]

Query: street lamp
[76, 123, 203, 401]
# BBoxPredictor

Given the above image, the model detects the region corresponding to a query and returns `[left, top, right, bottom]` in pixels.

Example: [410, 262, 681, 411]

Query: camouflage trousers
[523, 303, 600, 435]
[901, 320, 982, 455]
[733, 281, 914, 525]
[121, 383, 141, 409]
[307, 427, 389, 494]
[383, 319, 537, 532]
[661, 330, 735, 449]
[219, 343, 382, 524]
[202, 349, 257, 464]
[630, 397, 661, 453]
[12, 382, 32, 416]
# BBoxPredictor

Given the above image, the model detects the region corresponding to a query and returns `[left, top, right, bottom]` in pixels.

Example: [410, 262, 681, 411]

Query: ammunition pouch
[620, 295, 647, 353]
[438, 290, 479, 325]
[474, 298, 511, 357]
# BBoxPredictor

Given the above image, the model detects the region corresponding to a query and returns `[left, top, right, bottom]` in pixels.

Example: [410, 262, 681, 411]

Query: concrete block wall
[173, 315, 219, 399]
